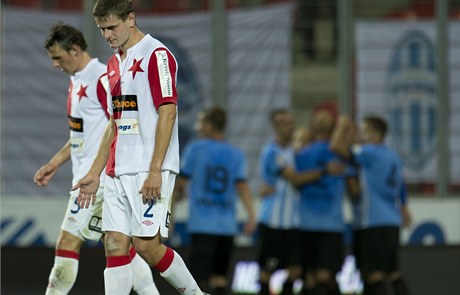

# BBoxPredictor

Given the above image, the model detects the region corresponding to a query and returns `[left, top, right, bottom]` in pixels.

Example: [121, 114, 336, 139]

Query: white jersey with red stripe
[106, 34, 179, 177]
[68, 58, 109, 186]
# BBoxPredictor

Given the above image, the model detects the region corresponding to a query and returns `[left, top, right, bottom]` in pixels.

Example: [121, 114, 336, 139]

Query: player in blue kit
[257, 109, 343, 295]
[295, 110, 349, 295]
[175, 107, 257, 295]
[330, 115, 410, 295]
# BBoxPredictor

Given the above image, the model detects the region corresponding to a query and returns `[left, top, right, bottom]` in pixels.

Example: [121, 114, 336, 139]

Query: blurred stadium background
[1, 0, 460, 294]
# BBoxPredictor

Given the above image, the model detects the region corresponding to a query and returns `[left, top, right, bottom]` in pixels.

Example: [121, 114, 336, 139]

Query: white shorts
[61, 187, 104, 241]
[102, 171, 175, 238]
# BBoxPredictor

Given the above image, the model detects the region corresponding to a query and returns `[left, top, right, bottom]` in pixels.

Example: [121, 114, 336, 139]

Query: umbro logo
[177, 287, 186, 293]
[109, 70, 116, 77]
[142, 220, 153, 226]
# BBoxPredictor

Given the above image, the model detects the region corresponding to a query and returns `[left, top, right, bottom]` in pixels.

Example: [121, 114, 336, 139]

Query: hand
[326, 161, 347, 176]
[72, 174, 100, 209]
[259, 183, 275, 198]
[34, 163, 59, 187]
[243, 217, 257, 236]
[401, 206, 412, 228]
[139, 171, 162, 205]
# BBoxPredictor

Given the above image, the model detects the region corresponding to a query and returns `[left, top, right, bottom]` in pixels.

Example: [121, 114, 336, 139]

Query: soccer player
[330, 115, 411, 295]
[73, 1, 205, 294]
[295, 110, 349, 295]
[175, 107, 257, 295]
[257, 108, 339, 295]
[34, 23, 158, 294]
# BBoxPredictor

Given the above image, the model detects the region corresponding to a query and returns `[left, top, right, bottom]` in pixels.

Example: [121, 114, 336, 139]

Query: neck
[76, 52, 92, 72]
[120, 27, 145, 55]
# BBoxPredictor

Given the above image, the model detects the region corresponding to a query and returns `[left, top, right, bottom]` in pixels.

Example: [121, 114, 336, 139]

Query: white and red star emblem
[77, 84, 88, 101]
[129, 58, 144, 78]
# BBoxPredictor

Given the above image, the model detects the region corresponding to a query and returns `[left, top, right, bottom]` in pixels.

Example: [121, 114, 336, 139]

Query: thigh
[257, 224, 284, 271]
[61, 187, 104, 241]
[359, 228, 389, 274]
[283, 229, 303, 268]
[316, 232, 344, 274]
[102, 176, 132, 236]
[190, 234, 216, 281]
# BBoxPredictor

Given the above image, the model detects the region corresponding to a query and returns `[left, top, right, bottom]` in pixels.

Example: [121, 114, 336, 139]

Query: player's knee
[104, 232, 130, 256]
[132, 235, 164, 263]
[363, 271, 385, 284]
[387, 270, 402, 281]
[56, 231, 83, 252]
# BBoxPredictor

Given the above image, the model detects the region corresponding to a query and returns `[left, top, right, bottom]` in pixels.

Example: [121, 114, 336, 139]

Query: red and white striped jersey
[67, 58, 109, 186]
[106, 34, 179, 177]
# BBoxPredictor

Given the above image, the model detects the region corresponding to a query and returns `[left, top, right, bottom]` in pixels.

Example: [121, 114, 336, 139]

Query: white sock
[45, 251, 79, 295]
[156, 247, 202, 295]
[130, 252, 159, 295]
[104, 256, 133, 295]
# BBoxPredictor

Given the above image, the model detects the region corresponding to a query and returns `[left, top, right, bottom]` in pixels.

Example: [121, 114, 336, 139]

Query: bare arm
[140, 103, 177, 205]
[330, 115, 354, 159]
[281, 166, 323, 187]
[33, 140, 71, 187]
[73, 117, 115, 208]
[173, 176, 188, 202]
[236, 181, 257, 235]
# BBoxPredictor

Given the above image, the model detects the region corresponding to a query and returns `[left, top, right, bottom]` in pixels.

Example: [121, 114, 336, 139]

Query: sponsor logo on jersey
[156, 50, 174, 98]
[387, 30, 436, 170]
[68, 115, 83, 132]
[69, 137, 84, 153]
[112, 95, 138, 112]
[115, 118, 140, 135]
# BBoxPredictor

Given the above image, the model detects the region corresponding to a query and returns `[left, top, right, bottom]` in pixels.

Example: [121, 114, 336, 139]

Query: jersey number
[205, 165, 229, 194]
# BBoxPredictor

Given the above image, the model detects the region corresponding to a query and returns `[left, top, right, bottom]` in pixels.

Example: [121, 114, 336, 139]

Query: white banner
[355, 21, 460, 183]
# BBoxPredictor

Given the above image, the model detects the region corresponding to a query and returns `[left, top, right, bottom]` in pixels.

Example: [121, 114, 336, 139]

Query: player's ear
[69, 45, 80, 57]
[127, 12, 136, 28]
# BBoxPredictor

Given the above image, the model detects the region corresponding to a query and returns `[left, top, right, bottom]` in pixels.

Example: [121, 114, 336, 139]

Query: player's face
[275, 113, 294, 143]
[96, 13, 134, 50]
[359, 121, 378, 144]
[47, 44, 78, 75]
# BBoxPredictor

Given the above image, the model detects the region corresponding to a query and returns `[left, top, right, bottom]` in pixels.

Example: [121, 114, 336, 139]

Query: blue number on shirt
[205, 165, 228, 194]
[144, 202, 154, 218]
[70, 197, 80, 214]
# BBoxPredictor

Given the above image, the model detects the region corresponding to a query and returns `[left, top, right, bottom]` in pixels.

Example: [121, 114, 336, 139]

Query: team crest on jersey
[386, 30, 437, 170]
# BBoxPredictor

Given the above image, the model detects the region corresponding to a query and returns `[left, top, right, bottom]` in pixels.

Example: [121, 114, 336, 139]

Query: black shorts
[356, 226, 400, 275]
[189, 233, 234, 283]
[301, 231, 344, 274]
[257, 224, 302, 272]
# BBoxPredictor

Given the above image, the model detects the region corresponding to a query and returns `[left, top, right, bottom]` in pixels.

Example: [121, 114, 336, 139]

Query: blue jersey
[181, 139, 247, 235]
[258, 141, 300, 229]
[295, 141, 346, 233]
[351, 144, 403, 228]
